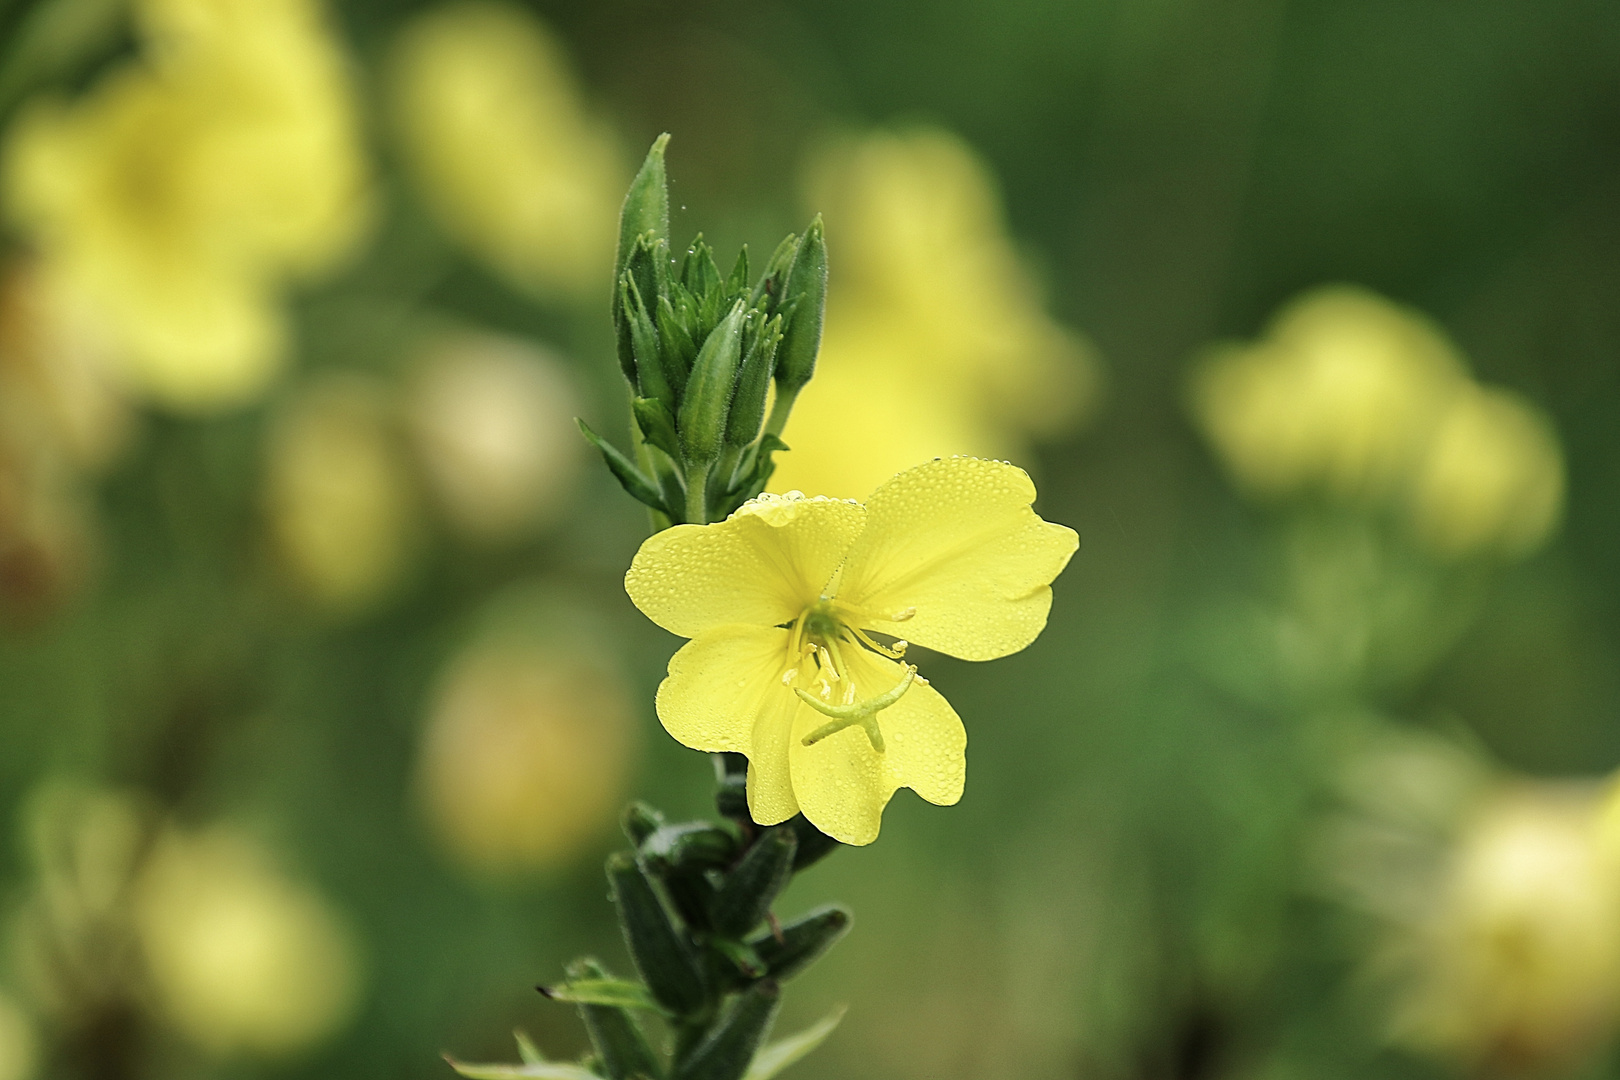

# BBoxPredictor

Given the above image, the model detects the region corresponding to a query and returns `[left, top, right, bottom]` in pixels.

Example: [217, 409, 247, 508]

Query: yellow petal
[626, 493, 866, 638]
[838, 457, 1078, 661]
[654, 624, 799, 825]
[788, 648, 966, 845]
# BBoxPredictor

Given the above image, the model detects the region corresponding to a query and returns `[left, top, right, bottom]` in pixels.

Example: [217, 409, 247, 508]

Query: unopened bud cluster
[579, 135, 827, 526]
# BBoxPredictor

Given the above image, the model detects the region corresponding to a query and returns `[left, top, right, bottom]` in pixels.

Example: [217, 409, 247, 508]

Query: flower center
[780, 597, 919, 753]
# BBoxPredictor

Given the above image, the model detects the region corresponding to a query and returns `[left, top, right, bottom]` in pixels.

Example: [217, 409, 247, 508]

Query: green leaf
[542, 978, 669, 1015]
[672, 981, 780, 1080]
[445, 1056, 600, 1080]
[607, 852, 710, 1016]
[577, 419, 666, 513]
[741, 1007, 846, 1080]
[515, 1031, 545, 1066]
[632, 397, 681, 459]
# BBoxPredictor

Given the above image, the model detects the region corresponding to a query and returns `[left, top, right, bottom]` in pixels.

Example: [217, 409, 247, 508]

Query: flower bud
[672, 980, 780, 1080]
[678, 302, 746, 465]
[711, 828, 796, 938]
[616, 135, 670, 284]
[748, 904, 851, 983]
[724, 313, 781, 450]
[774, 217, 826, 395]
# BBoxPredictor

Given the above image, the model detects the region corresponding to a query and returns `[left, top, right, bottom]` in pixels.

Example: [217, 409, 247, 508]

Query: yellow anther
[781, 668, 798, 686]
[890, 607, 916, 622]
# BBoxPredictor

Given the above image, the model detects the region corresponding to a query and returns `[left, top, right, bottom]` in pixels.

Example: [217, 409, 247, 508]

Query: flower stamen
[848, 624, 907, 660]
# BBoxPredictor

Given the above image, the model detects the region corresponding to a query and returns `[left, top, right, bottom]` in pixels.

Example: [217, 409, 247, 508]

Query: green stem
[764, 388, 800, 440]
[684, 462, 711, 525]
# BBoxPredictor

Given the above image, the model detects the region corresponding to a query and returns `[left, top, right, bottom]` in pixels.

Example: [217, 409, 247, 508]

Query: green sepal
[578, 419, 666, 513]
[622, 803, 665, 847]
[711, 828, 797, 938]
[616, 135, 670, 284]
[672, 981, 781, 1080]
[774, 217, 826, 394]
[724, 314, 782, 450]
[747, 904, 851, 983]
[564, 960, 666, 1080]
[749, 234, 799, 311]
[741, 1007, 845, 1080]
[515, 1031, 545, 1066]
[681, 237, 723, 319]
[678, 302, 746, 465]
[725, 246, 750, 298]
[607, 852, 709, 1017]
[785, 816, 840, 872]
[640, 822, 738, 874]
[632, 397, 681, 459]
[657, 295, 698, 386]
[622, 275, 674, 408]
[711, 937, 766, 980]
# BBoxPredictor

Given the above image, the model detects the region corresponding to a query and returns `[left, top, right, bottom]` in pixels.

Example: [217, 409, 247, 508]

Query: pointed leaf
[741, 1007, 846, 1080]
[578, 419, 665, 512]
[542, 978, 669, 1015]
[445, 1056, 600, 1080]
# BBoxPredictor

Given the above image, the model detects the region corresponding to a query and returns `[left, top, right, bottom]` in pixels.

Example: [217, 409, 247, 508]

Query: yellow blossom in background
[407, 333, 581, 543]
[264, 375, 417, 612]
[1190, 285, 1566, 561]
[1190, 286, 1467, 502]
[627, 457, 1077, 844]
[1405, 383, 1564, 560]
[0, 993, 37, 1080]
[1321, 732, 1620, 1076]
[133, 825, 362, 1056]
[771, 129, 1101, 499]
[389, 2, 621, 298]
[417, 612, 635, 876]
[1, 0, 371, 412]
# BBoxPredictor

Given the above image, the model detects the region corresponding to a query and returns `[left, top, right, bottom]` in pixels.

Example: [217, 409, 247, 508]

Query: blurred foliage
[0, 0, 1617, 1080]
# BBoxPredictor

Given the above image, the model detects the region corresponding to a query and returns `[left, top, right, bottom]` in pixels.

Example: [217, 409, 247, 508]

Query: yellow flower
[625, 457, 1077, 844]
[1404, 383, 1564, 560]
[406, 333, 581, 543]
[264, 375, 418, 612]
[1189, 286, 1467, 502]
[1, 0, 370, 411]
[770, 129, 1101, 499]
[417, 632, 635, 876]
[133, 825, 362, 1056]
[388, 2, 621, 299]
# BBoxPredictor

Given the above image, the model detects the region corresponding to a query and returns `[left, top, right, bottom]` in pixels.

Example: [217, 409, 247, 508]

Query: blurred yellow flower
[1322, 732, 1620, 1075]
[1396, 788, 1620, 1074]
[133, 825, 362, 1056]
[626, 457, 1077, 845]
[0, 993, 38, 1080]
[417, 626, 635, 876]
[1405, 383, 1564, 560]
[772, 128, 1101, 499]
[1190, 285, 1566, 561]
[1190, 286, 1467, 502]
[1, 0, 371, 411]
[264, 375, 417, 612]
[407, 333, 581, 543]
[389, 1, 621, 298]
